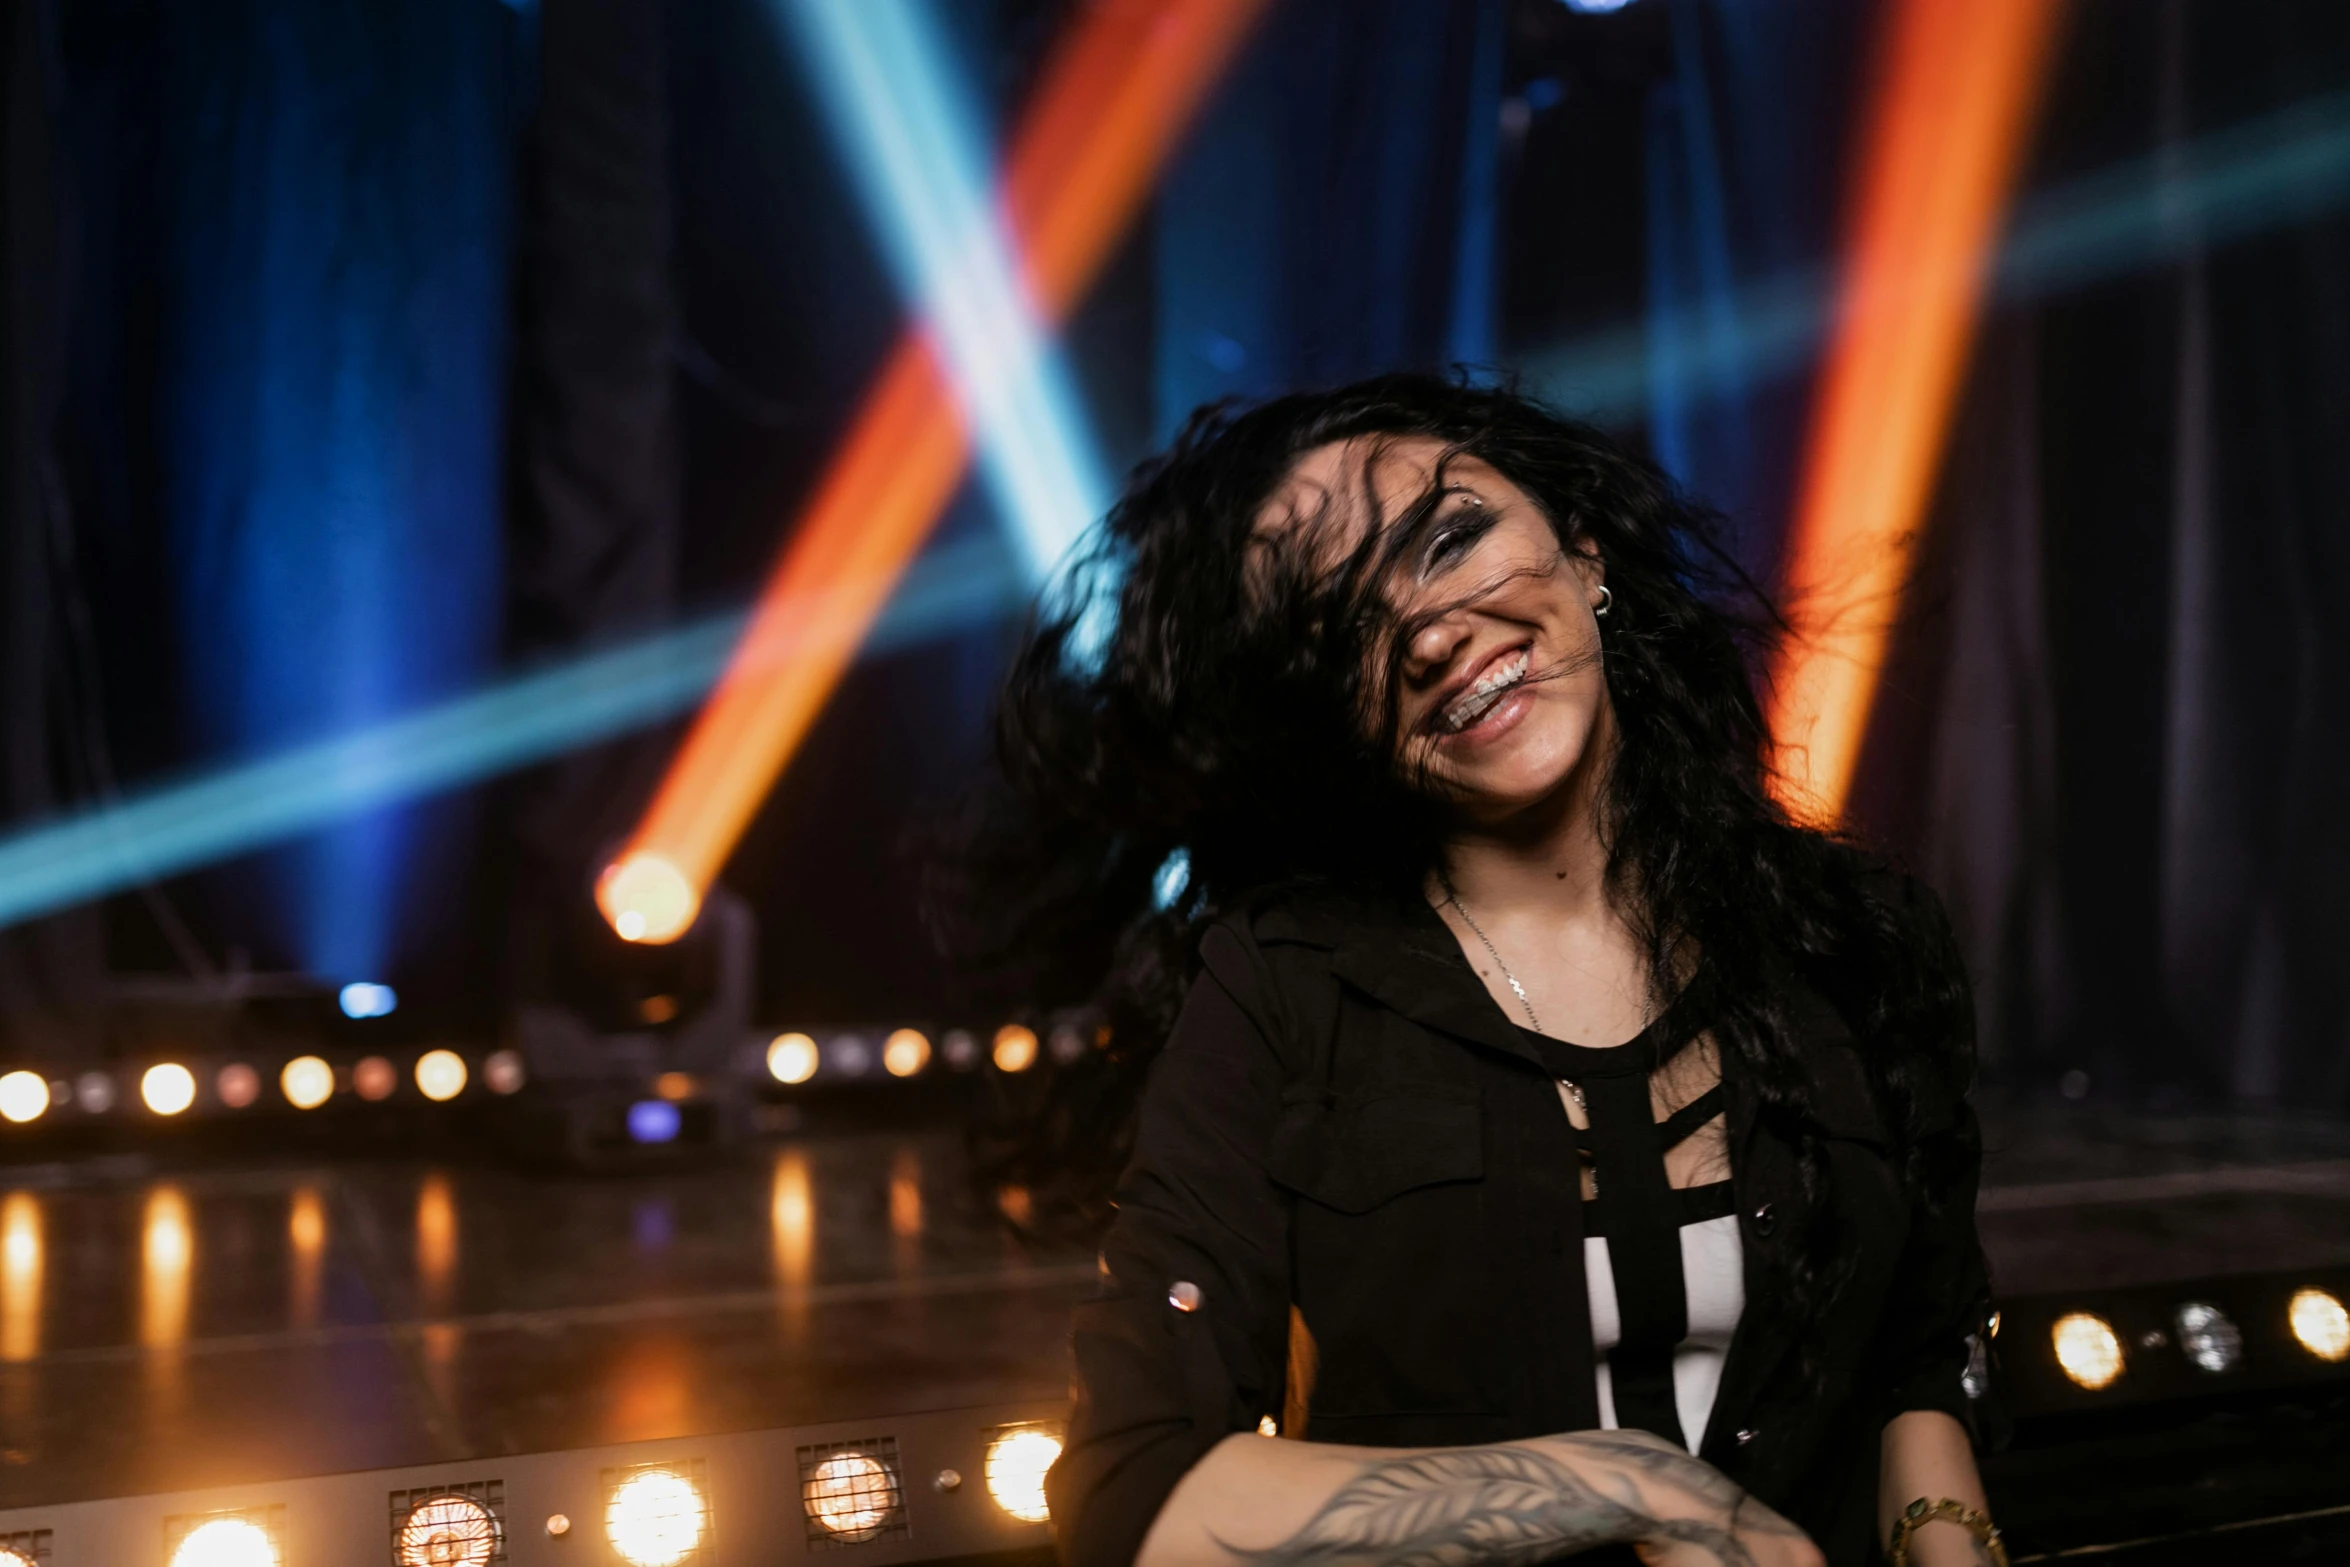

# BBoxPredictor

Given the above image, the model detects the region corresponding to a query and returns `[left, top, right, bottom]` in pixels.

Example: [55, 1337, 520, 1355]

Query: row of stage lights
[0, 1425, 1064, 1567]
[761, 1021, 1092, 1085]
[0, 1049, 528, 1126]
[2048, 1286, 2350, 1389]
[0, 1020, 1094, 1130]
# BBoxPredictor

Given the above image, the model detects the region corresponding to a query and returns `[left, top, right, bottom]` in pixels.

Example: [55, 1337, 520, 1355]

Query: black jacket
[1048, 882, 1992, 1567]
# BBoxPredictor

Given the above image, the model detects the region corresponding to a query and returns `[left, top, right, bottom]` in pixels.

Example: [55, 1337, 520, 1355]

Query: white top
[1585, 1215, 1746, 1450]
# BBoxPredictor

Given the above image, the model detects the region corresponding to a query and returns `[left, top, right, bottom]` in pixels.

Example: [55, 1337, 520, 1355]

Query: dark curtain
[496, 0, 683, 1013]
[0, 0, 100, 1062]
[1855, 0, 2350, 1108]
[1152, 0, 1509, 438]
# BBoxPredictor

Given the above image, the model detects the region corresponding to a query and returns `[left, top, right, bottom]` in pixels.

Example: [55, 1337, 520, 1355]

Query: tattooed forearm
[1217, 1436, 1769, 1567]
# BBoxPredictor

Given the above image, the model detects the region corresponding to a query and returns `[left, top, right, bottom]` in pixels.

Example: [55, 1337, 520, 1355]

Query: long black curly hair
[932, 373, 1974, 1356]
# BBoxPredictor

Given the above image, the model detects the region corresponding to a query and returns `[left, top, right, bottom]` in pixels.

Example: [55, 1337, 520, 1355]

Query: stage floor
[2, 1098, 2348, 1513]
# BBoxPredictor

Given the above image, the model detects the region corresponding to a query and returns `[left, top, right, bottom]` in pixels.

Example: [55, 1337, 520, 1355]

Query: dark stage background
[2, 0, 2348, 1113]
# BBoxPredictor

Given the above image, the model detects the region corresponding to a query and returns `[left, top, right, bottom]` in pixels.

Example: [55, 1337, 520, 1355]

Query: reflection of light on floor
[421, 1320, 463, 1410]
[771, 1151, 813, 1343]
[609, 1336, 692, 1440]
[889, 1150, 923, 1240]
[771, 1153, 813, 1287]
[1, 1191, 40, 1362]
[889, 1147, 922, 1277]
[417, 1174, 457, 1316]
[288, 1186, 326, 1330]
[142, 1187, 192, 1348]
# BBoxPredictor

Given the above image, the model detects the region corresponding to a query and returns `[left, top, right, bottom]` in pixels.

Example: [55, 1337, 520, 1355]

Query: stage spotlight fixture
[215, 1063, 261, 1110]
[143, 1062, 198, 1116]
[281, 1055, 335, 1110]
[767, 1033, 819, 1085]
[1560, 0, 1637, 12]
[76, 1070, 115, 1112]
[628, 1100, 682, 1145]
[992, 1025, 1039, 1074]
[983, 1424, 1062, 1524]
[941, 1029, 980, 1070]
[883, 1029, 930, 1078]
[339, 981, 398, 1020]
[603, 1465, 707, 1567]
[481, 1049, 527, 1094]
[830, 1035, 872, 1077]
[2173, 1301, 2242, 1373]
[395, 1491, 500, 1567]
[2290, 1287, 2350, 1363]
[353, 1055, 398, 1102]
[799, 1441, 906, 1545]
[2052, 1311, 2124, 1389]
[0, 1070, 47, 1124]
[0, 1546, 30, 1567]
[415, 1050, 469, 1103]
[168, 1516, 280, 1567]
[599, 851, 700, 945]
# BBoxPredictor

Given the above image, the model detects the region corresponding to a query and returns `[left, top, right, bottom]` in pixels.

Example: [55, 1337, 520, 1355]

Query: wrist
[1887, 1498, 2007, 1567]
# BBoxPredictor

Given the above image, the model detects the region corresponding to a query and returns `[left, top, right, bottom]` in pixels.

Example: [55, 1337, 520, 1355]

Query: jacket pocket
[1264, 1084, 1483, 1212]
[1265, 1083, 1505, 1418]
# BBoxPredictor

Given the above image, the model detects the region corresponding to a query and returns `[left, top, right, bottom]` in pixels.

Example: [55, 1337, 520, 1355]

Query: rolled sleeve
[1047, 925, 1297, 1567]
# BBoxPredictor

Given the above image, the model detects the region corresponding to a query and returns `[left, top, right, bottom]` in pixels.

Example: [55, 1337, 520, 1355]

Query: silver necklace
[1442, 881, 1586, 1114]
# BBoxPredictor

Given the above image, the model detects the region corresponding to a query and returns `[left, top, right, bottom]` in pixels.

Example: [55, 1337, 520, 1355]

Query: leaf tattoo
[1221, 1440, 1763, 1567]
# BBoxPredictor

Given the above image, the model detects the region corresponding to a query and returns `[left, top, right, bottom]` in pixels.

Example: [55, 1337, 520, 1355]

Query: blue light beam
[1521, 89, 2350, 424]
[0, 538, 1022, 934]
[777, 0, 1112, 582]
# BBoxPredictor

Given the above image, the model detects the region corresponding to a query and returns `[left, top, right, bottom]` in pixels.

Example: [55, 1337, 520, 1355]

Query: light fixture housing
[2172, 1301, 2242, 1373]
[391, 1483, 502, 1567]
[602, 1461, 709, 1567]
[2052, 1311, 2125, 1390]
[798, 1438, 908, 1548]
[983, 1422, 1064, 1524]
[2290, 1287, 2350, 1363]
[164, 1507, 284, 1567]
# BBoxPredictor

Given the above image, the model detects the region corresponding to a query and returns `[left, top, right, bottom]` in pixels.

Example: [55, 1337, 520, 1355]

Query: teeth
[1441, 650, 1529, 732]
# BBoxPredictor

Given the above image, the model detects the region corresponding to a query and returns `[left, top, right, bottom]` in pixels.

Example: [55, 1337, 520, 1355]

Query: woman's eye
[1423, 517, 1489, 573]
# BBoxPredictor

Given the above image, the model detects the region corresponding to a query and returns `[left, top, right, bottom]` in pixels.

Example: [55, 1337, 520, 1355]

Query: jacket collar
[1258, 885, 1887, 1149]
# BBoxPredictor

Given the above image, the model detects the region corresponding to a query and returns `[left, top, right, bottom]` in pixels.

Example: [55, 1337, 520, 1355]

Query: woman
[944, 376, 1999, 1567]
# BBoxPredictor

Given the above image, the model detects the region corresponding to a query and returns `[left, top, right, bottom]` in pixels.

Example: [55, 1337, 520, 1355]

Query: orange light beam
[601, 0, 1268, 939]
[1764, 0, 2067, 821]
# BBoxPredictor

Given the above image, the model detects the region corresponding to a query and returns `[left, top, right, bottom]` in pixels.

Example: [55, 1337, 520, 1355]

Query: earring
[1593, 585, 1613, 618]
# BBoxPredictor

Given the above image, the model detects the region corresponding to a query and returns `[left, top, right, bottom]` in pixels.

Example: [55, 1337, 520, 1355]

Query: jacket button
[1168, 1280, 1203, 1312]
[1735, 1428, 1757, 1446]
[1750, 1203, 1776, 1236]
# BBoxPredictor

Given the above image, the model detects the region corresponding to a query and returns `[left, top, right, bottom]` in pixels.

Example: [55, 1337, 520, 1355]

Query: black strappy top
[1515, 975, 1734, 1451]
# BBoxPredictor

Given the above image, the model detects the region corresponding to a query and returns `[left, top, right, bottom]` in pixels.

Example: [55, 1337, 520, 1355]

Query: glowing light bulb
[984, 1426, 1062, 1524]
[767, 1033, 818, 1085]
[396, 1493, 499, 1567]
[143, 1063, 197, 1116]
[215, 1063, 260, 1109]
[2052, 1312, 2124, 1389]
[604, 1468, 706, 1567]
[280, 1055, 335, 1110]
[2290, 1288, 2350, 1363]
[599, 853, 699, 945]
[883, 1029, 931, 1078]
[482, 1049, 527, 1094]
[991, 1025, 1039, 1074]
[805, 1452, 896, 1539]
[353, 1055, 398, 1101]
[339, 982, 398, 1019]
[169, 1516, 280, 1567]
[415, 1050, 469, 1103]
[0, 1070, 49, 1124]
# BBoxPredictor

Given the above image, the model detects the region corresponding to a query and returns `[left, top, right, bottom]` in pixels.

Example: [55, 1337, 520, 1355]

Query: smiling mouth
[1436, 647, 1531, 734]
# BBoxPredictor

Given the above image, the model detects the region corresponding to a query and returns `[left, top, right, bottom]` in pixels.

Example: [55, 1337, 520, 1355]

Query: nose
[1405, 610, 1472, 682]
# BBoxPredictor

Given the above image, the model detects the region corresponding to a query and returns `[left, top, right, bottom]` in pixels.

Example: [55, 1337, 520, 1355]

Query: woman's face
[1261, 435, 1613, 826]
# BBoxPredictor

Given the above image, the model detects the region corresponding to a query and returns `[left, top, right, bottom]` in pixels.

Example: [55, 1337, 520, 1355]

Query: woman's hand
[1564, 1430, 1823, 1567]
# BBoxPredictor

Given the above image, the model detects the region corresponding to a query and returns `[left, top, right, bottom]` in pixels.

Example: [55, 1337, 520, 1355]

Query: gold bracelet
[1886, 1497, 2008, 1567]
